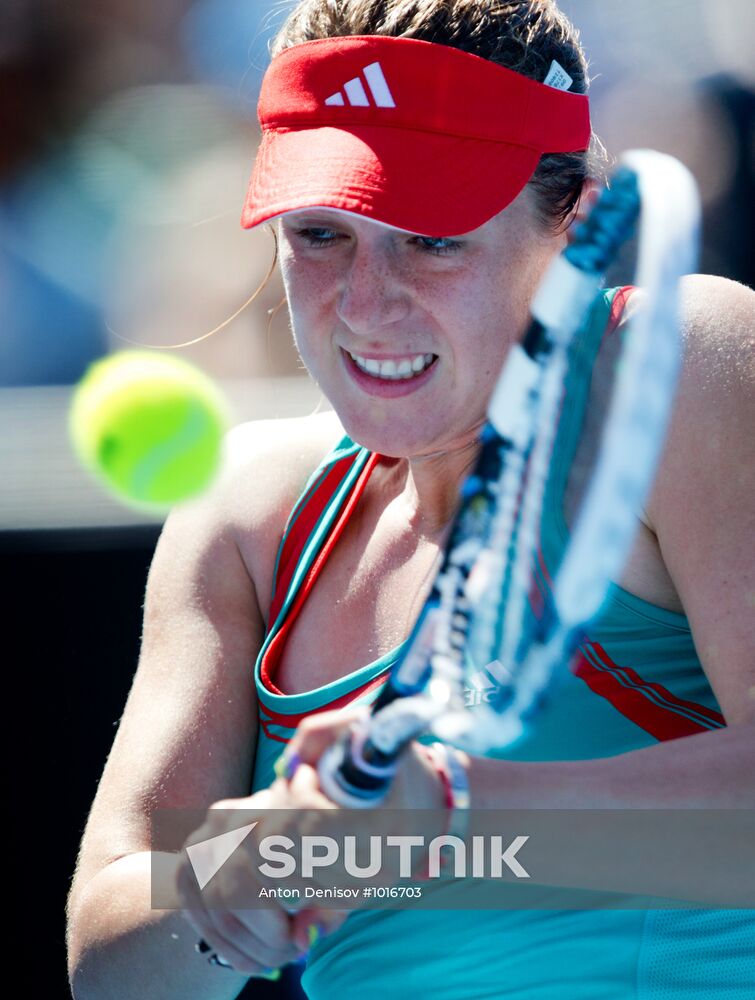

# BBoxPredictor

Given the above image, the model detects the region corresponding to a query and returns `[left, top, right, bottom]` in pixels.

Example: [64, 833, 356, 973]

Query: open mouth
[347, 351, 437, 381]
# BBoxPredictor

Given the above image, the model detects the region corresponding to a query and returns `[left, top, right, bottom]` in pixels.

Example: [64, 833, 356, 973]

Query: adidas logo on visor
[325, 61, 396, 108]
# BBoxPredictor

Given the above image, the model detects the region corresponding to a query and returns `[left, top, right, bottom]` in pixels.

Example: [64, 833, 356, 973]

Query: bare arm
[66, 414, 342, 999]
[66, 483, 263, 999]
[646, 275, 755, 724]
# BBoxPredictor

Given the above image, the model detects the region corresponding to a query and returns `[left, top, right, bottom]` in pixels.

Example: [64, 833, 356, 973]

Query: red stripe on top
[259, 669, 390, 744]
[260, 451, 383, 696]
[259, 725, 291, 745]
[605, 285, 636, 337]
[268, 453, 358, 626]
[573, 643, 725, 740]
[259, 670, 389, 732]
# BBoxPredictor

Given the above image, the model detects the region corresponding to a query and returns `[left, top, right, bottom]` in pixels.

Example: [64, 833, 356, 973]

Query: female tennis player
[67, 2, 754, 998]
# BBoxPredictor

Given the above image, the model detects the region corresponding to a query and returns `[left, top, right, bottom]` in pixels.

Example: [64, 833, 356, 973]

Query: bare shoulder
[677, 274, 754, 386]
[67, 409, 345, 903]
[647, 274, 754, 721]
[628, 274, 753, 387]
[220, 408, 344, 512]
[212, 409, 345, 615]
[649, 275, 754, 516]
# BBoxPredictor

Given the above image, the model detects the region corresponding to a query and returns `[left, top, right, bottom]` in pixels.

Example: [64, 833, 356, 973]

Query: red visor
[242, 35, 591, 237]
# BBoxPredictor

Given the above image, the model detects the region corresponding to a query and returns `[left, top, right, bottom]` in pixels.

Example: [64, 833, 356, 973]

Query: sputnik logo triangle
[186, 821, 258, 890]
[325, 61, 396, 108]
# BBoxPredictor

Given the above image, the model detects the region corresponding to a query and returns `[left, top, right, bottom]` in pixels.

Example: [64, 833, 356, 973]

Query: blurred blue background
[1, 0, 751, 390]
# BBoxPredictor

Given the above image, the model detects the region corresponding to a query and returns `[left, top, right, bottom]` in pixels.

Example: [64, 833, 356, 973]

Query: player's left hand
[281, 705, 446, 812]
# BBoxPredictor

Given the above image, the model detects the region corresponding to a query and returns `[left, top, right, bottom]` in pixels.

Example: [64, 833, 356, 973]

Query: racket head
[428, 152, 700, 756]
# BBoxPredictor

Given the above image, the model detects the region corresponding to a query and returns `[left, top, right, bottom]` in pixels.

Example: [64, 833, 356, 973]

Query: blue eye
[296, 227, 341, 247]
[413, 236, 463, 256]
[292, 227, 462, 256]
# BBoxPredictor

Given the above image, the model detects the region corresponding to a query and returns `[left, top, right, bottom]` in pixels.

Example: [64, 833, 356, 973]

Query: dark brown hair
[271, 0, 607, 231]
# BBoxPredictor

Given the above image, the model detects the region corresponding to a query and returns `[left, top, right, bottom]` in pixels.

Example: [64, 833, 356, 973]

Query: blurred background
[1, 1, 751, 996]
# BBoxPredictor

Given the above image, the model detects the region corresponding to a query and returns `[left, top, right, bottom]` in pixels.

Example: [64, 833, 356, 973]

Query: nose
[335, 243, 411, 335]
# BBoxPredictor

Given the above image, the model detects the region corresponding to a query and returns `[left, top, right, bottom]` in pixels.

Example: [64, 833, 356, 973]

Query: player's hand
[175, 770, 353, 971]
[282, 705, 446, 814]
[175, 707, 446, 971]
[274, 706, 448, 938]
[175, 786, 306, 976]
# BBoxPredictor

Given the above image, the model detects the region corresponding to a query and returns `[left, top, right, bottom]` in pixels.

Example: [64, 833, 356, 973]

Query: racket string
[499, 346, 568, 672]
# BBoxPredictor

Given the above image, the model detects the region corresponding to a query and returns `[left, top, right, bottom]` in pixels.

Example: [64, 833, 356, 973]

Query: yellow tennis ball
[69, 351, 228, 510]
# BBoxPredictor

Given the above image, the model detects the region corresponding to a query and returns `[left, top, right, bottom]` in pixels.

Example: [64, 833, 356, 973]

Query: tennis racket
[318, 149, 701, 806]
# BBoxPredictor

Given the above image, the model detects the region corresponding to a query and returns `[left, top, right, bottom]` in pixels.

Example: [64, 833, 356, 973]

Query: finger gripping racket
[319, 150, 701, 807]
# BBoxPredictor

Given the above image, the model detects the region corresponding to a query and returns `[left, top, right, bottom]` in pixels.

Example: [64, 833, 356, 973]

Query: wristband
[413, 743, 470, 879]
[430, 742, 470, 840]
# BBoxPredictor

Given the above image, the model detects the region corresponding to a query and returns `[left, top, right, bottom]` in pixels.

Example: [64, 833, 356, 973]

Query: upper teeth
[349, 352, 435, 380]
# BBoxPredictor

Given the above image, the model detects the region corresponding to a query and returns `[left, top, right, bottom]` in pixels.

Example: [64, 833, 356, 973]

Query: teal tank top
[250, 288, 753, 999]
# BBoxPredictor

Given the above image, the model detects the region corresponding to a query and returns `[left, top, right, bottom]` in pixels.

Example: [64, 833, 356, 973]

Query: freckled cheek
[448, 277, 517, 345]
[286, 300, 331, 363]
[281, 262, 340, 347]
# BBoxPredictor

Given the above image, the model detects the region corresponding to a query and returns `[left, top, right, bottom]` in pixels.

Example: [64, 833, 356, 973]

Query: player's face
[278, 189, 563, 458]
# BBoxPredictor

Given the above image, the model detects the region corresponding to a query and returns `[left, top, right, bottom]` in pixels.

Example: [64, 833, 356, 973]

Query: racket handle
[318, 723, 398, 808]
[318, 687, 438, 806]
